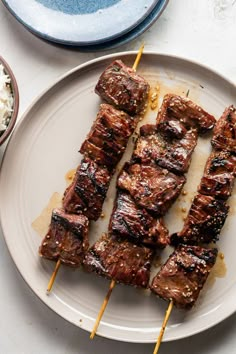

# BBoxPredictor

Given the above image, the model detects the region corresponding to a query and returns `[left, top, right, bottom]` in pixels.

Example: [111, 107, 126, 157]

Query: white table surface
[0, 1, 236, 353]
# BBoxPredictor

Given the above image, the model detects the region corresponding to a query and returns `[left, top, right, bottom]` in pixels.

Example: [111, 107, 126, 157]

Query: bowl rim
[0, 55, 19, 145]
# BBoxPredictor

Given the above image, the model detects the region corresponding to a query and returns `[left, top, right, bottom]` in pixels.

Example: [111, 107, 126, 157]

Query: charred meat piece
[83, 234, 154, 288]
[150, 245, 218, 309]
[170, 193, 229, 245]
[199, 150, 236, 199]
[80, 104, 136, 169]
[95, 60, 150, 115]
[109, 191, 168, 248]
[157, 94, 216, 134]
[39, 208, 89, 267]
[212, 105, 236, 153]
[133, 124, 198, 174]
[117, 162, 186, 216]
[63, 157, 111, 221]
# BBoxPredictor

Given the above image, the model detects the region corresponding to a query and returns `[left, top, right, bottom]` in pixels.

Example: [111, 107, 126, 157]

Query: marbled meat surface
[63, 157, 111, 221]
[212, 105, 236, 153]
[39, 208, 89, 267]
[83, 234, 154, 288]
[133, 124, 198, 174]
[80, 103, 136, 170]
[117, 162, 186, 216]
[198, 150, 236, 199]
[170, 193, 229, 245]
[157, 94, 216, 134]
[95, 60, 150, 115]
[150, 245, 218, 309]
[109, 191, 168, 248]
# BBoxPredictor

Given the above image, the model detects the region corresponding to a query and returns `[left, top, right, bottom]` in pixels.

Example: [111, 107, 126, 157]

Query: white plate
[1, 52, 236, 343]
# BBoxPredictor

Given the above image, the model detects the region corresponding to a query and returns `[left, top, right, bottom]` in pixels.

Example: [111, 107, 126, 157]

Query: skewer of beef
[151, 105, 236, 354]
[38, 46, 150, 292]
[83, 93, 216, 338]
[170, 105, 236, 246]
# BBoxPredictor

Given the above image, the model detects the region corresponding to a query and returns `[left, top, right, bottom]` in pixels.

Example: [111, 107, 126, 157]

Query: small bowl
[0, 56, 19, 145]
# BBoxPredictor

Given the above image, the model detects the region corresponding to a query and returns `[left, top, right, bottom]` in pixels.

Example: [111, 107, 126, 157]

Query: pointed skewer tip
[46, 258, 61, 294]
[132, 43, 145, 71]
[153, 300, 174, 354]
[90, 279, 116, 339]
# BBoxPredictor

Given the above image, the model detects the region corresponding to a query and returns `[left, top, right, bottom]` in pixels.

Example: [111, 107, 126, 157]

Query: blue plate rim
[2, 0, 169, 47]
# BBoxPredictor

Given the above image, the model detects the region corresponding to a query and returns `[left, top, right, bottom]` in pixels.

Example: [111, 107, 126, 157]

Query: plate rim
[2, 0, 169, 47]
[1, 51, 236, 343]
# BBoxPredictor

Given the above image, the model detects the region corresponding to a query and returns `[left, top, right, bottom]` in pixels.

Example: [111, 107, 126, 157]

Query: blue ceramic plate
[2, 0, 167, 46]
[76, 0, 169, 51]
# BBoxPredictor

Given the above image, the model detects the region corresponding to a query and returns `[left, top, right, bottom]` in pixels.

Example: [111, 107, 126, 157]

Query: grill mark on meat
[198, 150, 236, 199]
[80, 104, 136, 170]
[109, 191, 168, 248]
[83, 234, 154, 288]
[95, 60, 150, 115]
[39, 208, 89, 267]
[117, 162, 186, 216]
[133, 124, 198, 174]
[63, 157, 111, 220]
[212, 105, 236, 152]
[170, 193, 229, 245]
[150, 245, 218, 309]
[157, 94, 216, 134]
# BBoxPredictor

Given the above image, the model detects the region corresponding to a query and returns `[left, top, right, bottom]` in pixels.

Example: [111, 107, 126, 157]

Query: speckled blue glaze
[36, 0, 120, 15]
[2, 0, 169, 48]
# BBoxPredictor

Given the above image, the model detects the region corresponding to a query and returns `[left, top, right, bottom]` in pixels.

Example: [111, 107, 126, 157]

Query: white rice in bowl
[0, 64, 14, 134]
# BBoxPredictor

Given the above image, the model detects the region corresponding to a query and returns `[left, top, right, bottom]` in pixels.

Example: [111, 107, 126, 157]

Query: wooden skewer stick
[133, 43, 144, 72]
[90, 279, 116, 339]
[46, 45, 144, 295]
[47, 258, 61, 294]
[89, 44, 145, 339]
[153, 300, 174, 354]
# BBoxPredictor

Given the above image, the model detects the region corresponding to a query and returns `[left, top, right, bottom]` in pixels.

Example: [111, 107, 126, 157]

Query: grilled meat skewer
[170, 106, 236, 246]
[40, 55, 150, 271]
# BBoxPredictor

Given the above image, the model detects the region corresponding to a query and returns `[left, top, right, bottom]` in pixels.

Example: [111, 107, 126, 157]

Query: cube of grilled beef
[133, 124, 198, 174]
[39, 208, 89, 267]
[170, 193, 229, 245]
[95, 60, 150, 115]
[198, 151, 236, 199]
[80, 104, 136, 170]
[212, 105, 236, 153]
[63, 157, 111, 221]
[117, 162, 186, 216]
[109, 191, 168, 248]
[150, 245, 218, 309]
[83, 234, 154, 288]
[157, 94, 216, 134]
